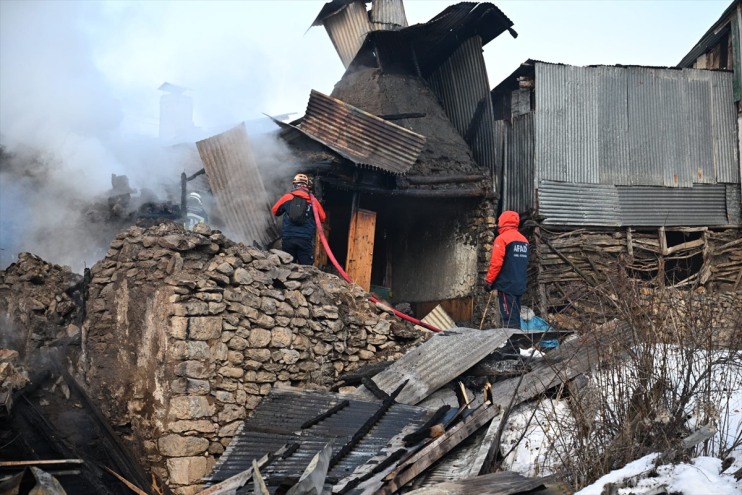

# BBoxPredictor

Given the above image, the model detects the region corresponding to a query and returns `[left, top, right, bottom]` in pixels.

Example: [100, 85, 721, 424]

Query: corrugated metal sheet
[370, 0, 407, 30]
[355, 327, 516, 405]
[617, 184, 730, 226]
[322, 0, 372, 68]
[538, 181, 621, 226]
[413, 304, 456, 333]
[538, 180, 733, 226]
[502, 113, 534, 214]
[493, 119, 506, 195]
[363, 2, 513, 77]
[727, 183, 742, 224]
[710, 70, 740, 183]
[535, 63, 602, 185]
[534, 63, 738, 189]
[207, 387, 432, 493]
[196, 123, 278, 247]
[298, 90, 426, 175]
[427, 36, 498, 176]
[627, 68, 695, 187]
[408, 471, 550, 494]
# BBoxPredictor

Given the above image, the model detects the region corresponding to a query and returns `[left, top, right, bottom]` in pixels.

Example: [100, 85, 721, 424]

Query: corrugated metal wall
[426, 36, 497, 175]
[323, 1, 371, 68]
[534, 64, 738, 188]
[502, 113, 534, 214]
[618, 184, 730, 226]
[196, 123, 278, 247]
[538, 181, 621, 226]
[370, 0, 407, 30]
[538, 180, 735, 226]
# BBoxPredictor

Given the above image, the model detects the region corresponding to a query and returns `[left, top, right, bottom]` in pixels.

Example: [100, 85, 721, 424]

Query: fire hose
[310, 194, 441, 332]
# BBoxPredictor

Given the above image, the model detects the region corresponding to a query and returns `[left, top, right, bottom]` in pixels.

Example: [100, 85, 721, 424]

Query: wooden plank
[378, 403, 500, 494]
[314, 211, 330, 267]
[345, 209, 376, 291]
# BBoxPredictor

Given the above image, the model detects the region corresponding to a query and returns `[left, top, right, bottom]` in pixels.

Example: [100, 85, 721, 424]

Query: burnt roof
[350, 2, 515, 77]
[205, 386, 433, 493]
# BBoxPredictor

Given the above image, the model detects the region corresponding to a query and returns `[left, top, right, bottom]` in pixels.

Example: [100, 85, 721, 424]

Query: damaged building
[2, 0, 742, 494]
[491, 60, 742, 313]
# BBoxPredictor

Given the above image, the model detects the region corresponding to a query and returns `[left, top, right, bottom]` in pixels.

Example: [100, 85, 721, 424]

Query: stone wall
[80, 222, 425, 494]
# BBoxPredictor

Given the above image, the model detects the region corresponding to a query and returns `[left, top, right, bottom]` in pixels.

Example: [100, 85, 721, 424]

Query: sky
[0, 0, 731, 270]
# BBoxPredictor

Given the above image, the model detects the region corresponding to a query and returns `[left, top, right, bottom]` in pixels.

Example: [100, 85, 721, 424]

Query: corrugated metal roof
[195, 123, 279, 247]
[355, 327, 516, 405]
[426, 36, 497, 175]
[370, 0, 408, 30]
[538, 180, 735, 226]
[318, 0, 372, 68]
[297, 90, 426, 175]
[534, 63, 738, 189]
[407, 470, 551, 494]
[206, 387, 432, 493]
[502, 113, 534, 214]
[354, 2, 514, 77]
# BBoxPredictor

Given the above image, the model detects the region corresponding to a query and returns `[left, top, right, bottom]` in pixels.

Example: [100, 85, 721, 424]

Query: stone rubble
[78, 222, 425, 494]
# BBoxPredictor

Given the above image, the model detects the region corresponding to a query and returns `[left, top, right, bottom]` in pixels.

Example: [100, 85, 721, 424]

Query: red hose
[310, 194, 440, 332]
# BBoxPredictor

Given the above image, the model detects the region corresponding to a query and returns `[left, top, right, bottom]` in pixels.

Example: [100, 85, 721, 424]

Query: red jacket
[485, 211, 529, 295]
[271, 187, 326, 239]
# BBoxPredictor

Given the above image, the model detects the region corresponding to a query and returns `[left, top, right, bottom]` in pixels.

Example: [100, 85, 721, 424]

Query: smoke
[0, 1, 340, 272]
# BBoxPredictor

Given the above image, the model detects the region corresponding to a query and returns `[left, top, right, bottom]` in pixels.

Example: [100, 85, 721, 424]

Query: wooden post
[346, 209, 377, 291]
[314, 211, 330, 267]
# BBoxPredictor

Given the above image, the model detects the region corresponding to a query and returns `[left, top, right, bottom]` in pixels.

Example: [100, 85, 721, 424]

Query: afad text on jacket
[485, 210, 529, 296]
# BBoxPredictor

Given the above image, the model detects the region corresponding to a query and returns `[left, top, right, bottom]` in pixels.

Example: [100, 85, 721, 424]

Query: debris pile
[78, 221, 425, 490]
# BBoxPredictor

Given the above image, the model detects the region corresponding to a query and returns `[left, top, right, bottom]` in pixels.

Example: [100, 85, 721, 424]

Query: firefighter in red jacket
[271, 174, 326, 265]
[484, 210, 529, 329]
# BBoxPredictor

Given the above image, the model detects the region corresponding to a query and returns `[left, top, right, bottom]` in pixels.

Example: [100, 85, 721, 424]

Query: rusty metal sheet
[196, 123, 278, 247]
[297, 90, 426, 175]
[355, 328, 516, 405]
[371, 0, 408, 30]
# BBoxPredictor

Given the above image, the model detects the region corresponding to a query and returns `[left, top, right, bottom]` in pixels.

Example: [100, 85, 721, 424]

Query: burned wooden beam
[321, 177, 487, 198]
[360, 376, 389, 400]
[403, 174, 487, 185]
[377, 112, 426, 120]
[378, 402, 501, 494]
[402, 405, 451, 447]
[300, 400, 350, 429]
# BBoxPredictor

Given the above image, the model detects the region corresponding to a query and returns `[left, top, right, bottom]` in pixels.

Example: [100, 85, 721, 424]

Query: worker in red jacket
[271, 173, 326, 265]
[484, 210, 529, 328]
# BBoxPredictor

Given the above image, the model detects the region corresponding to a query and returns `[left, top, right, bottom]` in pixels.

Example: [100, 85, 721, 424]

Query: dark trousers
[498, 291, 522, 329]
[282, 237, 314, 265]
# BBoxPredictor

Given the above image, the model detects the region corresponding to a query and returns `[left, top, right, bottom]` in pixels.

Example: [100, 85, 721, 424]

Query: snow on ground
[497, 346, 742, 494]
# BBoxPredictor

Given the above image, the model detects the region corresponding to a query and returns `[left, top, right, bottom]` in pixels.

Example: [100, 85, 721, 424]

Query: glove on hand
[484, 282, 494, 292]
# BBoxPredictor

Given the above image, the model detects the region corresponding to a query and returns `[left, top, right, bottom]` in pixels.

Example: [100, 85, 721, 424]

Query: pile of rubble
[77, 222, 424, 489]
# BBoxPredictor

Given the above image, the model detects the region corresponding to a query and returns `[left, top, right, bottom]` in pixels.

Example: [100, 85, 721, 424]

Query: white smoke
[0, 1, 341, 272]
